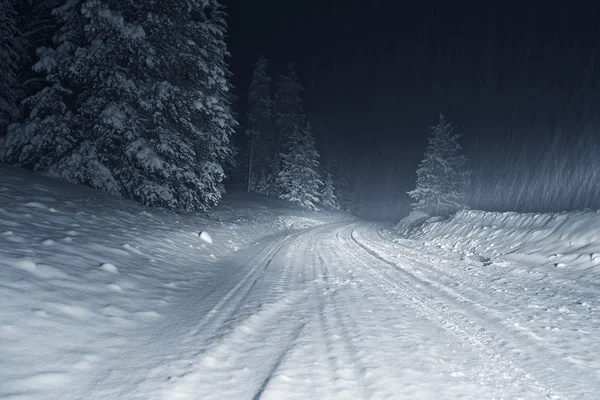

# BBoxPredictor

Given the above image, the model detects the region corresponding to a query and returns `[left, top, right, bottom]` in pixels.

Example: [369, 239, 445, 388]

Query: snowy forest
[1, 0, 599, 222]
[0, 0, 236, 213]
[0, 0, 351, 214]
[2, 2, 600, 398]
[0, 0, 473, 221]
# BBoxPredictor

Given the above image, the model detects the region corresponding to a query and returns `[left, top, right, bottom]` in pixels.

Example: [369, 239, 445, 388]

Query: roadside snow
[402, 209, 600, 278]
[0, 164, 349, 399]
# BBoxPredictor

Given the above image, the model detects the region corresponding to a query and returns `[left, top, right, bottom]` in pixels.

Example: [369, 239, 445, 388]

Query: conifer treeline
[0, 0, 235, 212]
[244, 57, 343, 210]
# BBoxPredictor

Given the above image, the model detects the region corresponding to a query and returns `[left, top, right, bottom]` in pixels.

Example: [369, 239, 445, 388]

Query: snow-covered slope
[0, 164, 350, 399]
[400, 210, 600, 280]
[5, 163, 600, 399]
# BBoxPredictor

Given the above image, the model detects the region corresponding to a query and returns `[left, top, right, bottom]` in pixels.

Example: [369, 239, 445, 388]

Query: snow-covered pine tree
[0, 0, 150, 196]
[408, 114, 470, 217]
[276, 122, 322, 209]
[320, 172, 341, 209]
[333, 156, 353, 212]
[13, 0, 63, 117]
[136, 0, 236, 210]
[318, 135, 352, 212]
[246, 55, 274, 193]
[19, 0, 63, 48]
[0, 0, 236, 212]
[271, 63, 305, 194]
[274, 63, 305, 147]
[0, 0, 28, 135]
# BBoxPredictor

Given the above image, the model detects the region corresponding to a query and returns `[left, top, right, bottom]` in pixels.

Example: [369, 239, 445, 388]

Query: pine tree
[274, 63, 305, 145]
[320, 173, 341, 209]
[19, 0, 63, 48]
[137, 0, 236, 209]
[0, 0, 28, 135]
[319, 137, 352, 212]
[271, 63, 305, 193]
[246, 55, 274, 193]
[0, 0, 236, 212]
[276, 122, 322, 209]
[408, 114, 470, 216]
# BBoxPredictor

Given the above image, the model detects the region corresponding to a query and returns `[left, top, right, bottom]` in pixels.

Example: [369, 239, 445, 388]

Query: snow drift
[399, 209, 600, 278]
[0, 164, 350, 399]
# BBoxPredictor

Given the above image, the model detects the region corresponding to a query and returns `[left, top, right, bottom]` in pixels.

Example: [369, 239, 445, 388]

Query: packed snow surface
[1, 164, 600, 399]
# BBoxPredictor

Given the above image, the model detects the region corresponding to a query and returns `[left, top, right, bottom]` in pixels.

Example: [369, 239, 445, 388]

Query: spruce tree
[319, 137, 351, 212]
[246, 55, 274, 193]
[0, 0, 28, 135]
[19, 0, 63, 48]
[137, 0, 236, 209]
[320, 173, 341, 209]
[276, 122, 322, 209]
[408, 114, 470, 216]
[271, 63, 305, 193]
[0, 0, 236, 212]
[274, 63, 305, 146]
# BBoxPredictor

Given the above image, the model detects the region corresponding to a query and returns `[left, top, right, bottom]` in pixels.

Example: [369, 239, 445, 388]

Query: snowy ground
[1, 164, 600, 399]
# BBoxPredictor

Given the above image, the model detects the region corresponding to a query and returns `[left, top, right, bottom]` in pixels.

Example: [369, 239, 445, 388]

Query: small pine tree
[276, 122, 322, 209]
[0, 0, 28, 135]
[320, 173, 341, 209]
[246, 55, 274, 193]
[408, 114, 470, 217]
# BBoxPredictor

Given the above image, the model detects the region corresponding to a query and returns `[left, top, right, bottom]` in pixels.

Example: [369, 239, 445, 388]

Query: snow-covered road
[2, 166, 599, 399]
[86, 222, 598, 399]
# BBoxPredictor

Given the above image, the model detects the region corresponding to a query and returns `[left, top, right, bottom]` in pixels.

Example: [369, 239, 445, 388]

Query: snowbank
[0, 164, 351, 399]
[401, 209, 600, 276]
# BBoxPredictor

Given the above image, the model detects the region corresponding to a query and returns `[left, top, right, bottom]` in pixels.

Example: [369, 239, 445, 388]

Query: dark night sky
[225, 0, 600, 219]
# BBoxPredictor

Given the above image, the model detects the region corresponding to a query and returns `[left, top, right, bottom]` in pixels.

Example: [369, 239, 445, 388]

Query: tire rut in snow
[308, 251, 370, 399]
[319, 251, 374, 396]
[179, 231, 306, 348]
[161, 289, 309, 399]
[251, 321, 307, 400]
[130, 232, 305, 398]
[357, 224, 600, 398]
[340, 224, 567, 400]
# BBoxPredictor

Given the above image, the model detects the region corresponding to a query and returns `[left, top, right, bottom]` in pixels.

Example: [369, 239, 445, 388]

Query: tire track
[128, 231, 306, 398]
[307, 250, 369, 399]
[182, 233, 295, 342]
[357, 224, 600, 397]
[338, 224, 566, 399]
[316, 249, 372, 399]
[251, 321, 307, 400]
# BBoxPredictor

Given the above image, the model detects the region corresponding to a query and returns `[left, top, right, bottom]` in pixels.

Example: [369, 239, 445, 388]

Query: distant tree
[408, 114, 470, 216]
[333, 158, 353, 211]
[274, 63, 305, 145]
[319, 138, 352, 212]
[0, 0, 28, 135]
[246, 55, 274, 193]
[276, 122, 322, 209]
[0, 0, 236, 212]
[271, 63, 305, 192]
[320, 173, 341, 209]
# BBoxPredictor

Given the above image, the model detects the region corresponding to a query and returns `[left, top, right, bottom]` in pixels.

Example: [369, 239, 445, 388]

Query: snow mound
[198, 231, 213, 244]
[404, 209, 600, 274]
[393, 210, 432, 235]
[100, 263, 119, 273]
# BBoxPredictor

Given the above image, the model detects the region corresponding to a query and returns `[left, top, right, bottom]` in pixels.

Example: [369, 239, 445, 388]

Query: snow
[404, 209, 600, 275]
[2, 164, 600, 399]
[198, 231, 213, 244]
